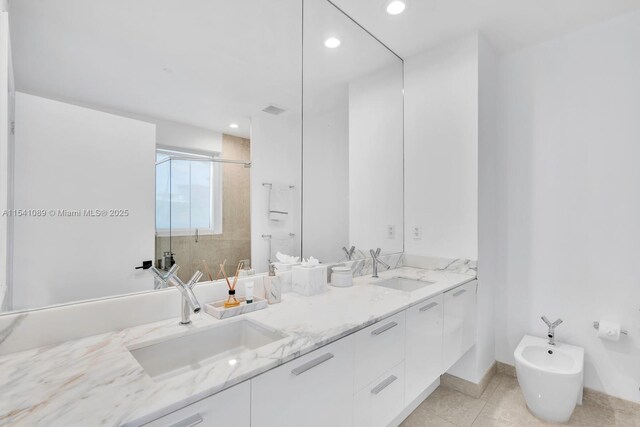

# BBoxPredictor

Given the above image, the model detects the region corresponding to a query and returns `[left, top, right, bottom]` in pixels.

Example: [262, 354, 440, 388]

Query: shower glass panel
[155, 137, 251, 285]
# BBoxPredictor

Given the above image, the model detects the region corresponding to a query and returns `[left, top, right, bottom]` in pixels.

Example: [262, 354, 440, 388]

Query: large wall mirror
[2, 0, 303, 312]
[0, 0, 403, 315]
[302, 0, 404, 264]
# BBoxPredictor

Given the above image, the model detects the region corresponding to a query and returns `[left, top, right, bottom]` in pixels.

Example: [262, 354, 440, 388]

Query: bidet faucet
[541, 316, 563, 345]
[150, 266, 202, 325]
[342, 245, 356, 260]
[370, 248, 390, 278]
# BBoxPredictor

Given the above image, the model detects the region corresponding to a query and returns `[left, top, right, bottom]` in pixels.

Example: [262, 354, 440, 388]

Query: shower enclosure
[155, 138, 251, 284]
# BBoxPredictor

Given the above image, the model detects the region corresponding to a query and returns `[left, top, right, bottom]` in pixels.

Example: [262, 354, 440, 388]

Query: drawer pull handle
[419, 302, 438, 312]
[371, 375, 398, 395]
[453, 289, 467, 297]
[169, 414, 203, 427]
[371, 321, 398, 336]
[291, 353, 334, 376]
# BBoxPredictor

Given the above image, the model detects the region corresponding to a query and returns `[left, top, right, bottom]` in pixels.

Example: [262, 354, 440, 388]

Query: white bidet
[514, 335, 584, 423]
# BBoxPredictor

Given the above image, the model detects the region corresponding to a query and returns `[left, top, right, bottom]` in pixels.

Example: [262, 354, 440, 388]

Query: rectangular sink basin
[128, 319, 286, 381]
[373, 277, 435, 292]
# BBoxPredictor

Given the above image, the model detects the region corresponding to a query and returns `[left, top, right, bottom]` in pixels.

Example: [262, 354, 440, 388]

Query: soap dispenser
[263, 263, 282, 304]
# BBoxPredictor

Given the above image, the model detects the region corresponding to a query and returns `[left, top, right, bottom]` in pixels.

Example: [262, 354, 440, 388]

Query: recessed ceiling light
[386, 0, 406, 15]
[229, 123, 239, 129]
[324, 37, 341, 49]
[228, 359, 238, 366]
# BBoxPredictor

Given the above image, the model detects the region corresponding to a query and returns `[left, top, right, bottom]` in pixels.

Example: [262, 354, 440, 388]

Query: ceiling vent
[262, 105, 287, 115]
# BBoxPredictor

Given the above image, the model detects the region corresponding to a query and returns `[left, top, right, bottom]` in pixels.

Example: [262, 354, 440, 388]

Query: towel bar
[262, 182, 295, 189]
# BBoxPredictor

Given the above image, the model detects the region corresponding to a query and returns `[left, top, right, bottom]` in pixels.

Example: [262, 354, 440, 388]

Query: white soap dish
[204, 297, 268, 319]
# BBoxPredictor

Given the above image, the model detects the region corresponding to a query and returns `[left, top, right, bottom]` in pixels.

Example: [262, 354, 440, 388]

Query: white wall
[494, 10, 640, 403]
[404, 34, 494, 383]
[13, 92, 156, 309]
[404, 35, 478, 261]
[447, 35, 499, 383]
[250, 112, 302, 273]
[349, 63, 404, 254]
[302, 98, 349, 263]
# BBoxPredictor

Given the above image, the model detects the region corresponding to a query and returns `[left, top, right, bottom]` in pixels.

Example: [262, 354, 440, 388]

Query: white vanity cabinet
[142, 381, 250, 427]
[251, 335, 355, 427]
[354, 311, 406, 392]
[404, 294, 444, 404]
[352, 311, 406, 426]
[442, 280, 477, 371]
[353, 361, 405, 427]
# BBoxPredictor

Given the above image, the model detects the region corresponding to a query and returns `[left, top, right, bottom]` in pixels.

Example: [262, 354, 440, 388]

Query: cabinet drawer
[405, 294, 443, 405]
[251, 335, 355, 427]
[443, 280, 477, 371]
[354, 311, 405, 392]
[142, 381, 250, 427]
[354, 362, 405, 427]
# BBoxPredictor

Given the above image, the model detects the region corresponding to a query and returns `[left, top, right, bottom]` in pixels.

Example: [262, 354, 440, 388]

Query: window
[156, 148, 222, 236]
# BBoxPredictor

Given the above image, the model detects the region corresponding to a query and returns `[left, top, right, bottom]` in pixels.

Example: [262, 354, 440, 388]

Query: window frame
[155, 147, 223, 237]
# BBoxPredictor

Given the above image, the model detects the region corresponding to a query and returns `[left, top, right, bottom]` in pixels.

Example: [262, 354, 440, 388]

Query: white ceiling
[331, 0, 640, 57]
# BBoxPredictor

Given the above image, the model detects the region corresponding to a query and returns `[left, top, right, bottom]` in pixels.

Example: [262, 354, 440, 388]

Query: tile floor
[401, 374, 640, 427]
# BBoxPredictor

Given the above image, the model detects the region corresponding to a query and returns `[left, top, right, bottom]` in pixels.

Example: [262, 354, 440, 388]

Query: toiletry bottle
[245, 281, 254, 304]
[263, 263, 282, 304]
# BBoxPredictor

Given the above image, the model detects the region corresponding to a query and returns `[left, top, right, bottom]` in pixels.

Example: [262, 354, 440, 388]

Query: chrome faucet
[342, 245, 356, 260]
[370, 248, 390, 278]
[150, 264, 179, 289]
[151, 266, 202, 325]
[541, 316, 563, 345]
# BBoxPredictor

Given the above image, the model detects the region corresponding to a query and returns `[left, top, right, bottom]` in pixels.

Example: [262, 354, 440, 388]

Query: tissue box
[292, 265, 328, 296]
[278, 270, 293, 293]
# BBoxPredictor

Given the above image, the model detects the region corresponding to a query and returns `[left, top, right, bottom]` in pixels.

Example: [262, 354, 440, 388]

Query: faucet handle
[541, 316, 563, 328]
[150, 264, 179, 281]
[187, 271, 203, 289]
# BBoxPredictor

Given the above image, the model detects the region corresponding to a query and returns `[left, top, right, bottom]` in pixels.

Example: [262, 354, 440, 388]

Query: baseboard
[390, 377, 440, 426]
[440, 361, 497, 399]
[496, 361, 640, 413]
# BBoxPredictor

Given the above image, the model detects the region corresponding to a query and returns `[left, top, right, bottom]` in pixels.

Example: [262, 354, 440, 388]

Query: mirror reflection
[3, 0, 303, 312]
[302, 0, 404, 264]
[0, 0, 403, 315]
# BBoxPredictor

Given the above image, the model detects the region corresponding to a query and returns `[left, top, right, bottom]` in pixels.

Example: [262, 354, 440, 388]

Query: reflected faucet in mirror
[342, 246, 356, 260]
[150, 266, 202, 325]
[370, 248, 390, 278]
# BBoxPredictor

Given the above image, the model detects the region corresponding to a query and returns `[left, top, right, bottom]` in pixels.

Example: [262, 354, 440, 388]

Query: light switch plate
[387, 225, 395, 239]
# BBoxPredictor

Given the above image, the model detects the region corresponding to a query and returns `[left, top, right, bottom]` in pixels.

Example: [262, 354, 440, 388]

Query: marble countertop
[0, 266, 476, 427]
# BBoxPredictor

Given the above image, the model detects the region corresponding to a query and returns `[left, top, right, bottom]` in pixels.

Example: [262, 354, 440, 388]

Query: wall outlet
[413, 226, 422, 240]
[387, 225, 395, 239]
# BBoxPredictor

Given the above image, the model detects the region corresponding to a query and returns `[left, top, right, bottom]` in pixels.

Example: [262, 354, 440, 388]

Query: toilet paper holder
[593, 321, 628, 336]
